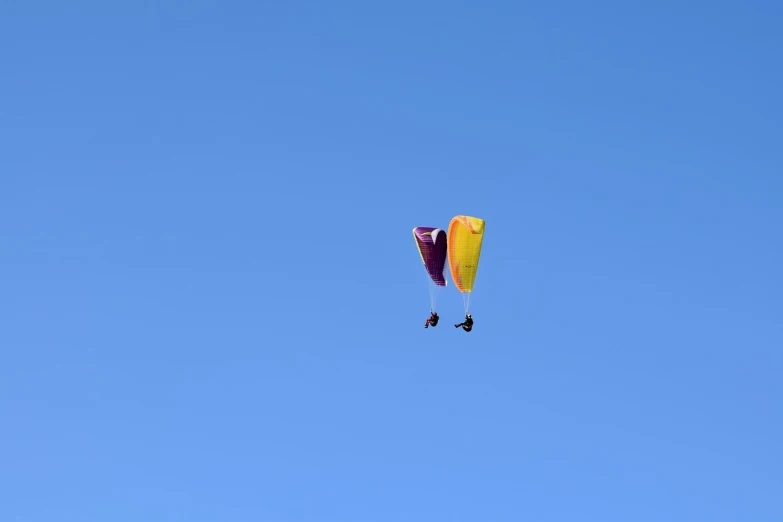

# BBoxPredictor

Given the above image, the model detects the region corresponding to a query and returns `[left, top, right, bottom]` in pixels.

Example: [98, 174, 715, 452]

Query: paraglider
[447, 215, 485, 331]
[425, 311, 439, 328]
[454, 314, 473, 332]
[412, 227, 448, 327]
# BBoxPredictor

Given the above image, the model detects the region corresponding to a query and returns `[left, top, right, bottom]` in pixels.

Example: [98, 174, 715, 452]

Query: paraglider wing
[447, 216, 485, 313]
[413, 226, 448, 313]
[412, 227, 448, 286]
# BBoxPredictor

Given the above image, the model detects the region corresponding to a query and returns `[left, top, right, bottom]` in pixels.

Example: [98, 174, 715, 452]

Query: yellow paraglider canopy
[447, 215, 485, 313]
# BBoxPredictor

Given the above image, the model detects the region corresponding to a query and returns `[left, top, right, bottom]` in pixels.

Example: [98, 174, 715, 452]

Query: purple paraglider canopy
[412, 227, 448, 286]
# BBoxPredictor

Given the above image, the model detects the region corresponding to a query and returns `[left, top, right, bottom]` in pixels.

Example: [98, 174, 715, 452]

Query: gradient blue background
[2, 1, 782, 521]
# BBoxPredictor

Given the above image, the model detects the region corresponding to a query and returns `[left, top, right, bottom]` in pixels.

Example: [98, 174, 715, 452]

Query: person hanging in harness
[454, 314, 474, 332]
[424, 311, 439, 328]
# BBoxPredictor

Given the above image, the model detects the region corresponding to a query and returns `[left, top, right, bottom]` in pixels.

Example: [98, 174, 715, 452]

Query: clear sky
[2, 1, 782, 521]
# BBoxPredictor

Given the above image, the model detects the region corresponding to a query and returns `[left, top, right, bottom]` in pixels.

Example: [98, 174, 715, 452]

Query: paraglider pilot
[425, 311, 439, 328]
[455, 314, 473, 332]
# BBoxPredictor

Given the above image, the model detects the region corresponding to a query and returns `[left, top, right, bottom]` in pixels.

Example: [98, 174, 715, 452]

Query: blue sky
[2, 1, 782, 521]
